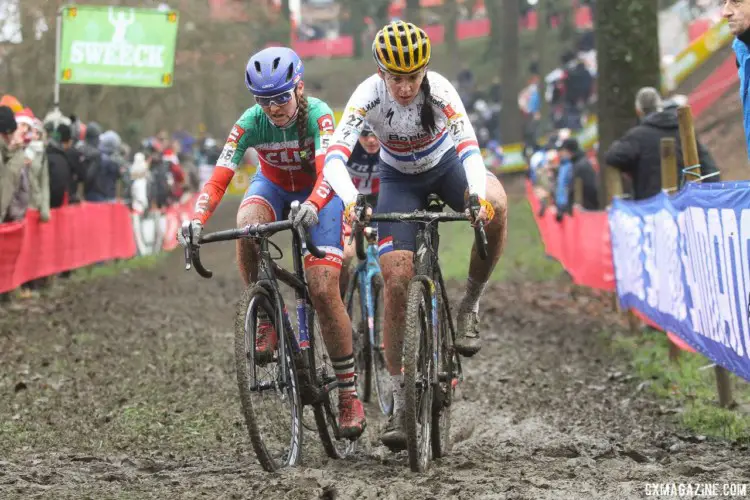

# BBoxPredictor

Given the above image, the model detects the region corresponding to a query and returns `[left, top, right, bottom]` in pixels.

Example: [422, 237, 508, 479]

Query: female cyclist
[177, 47, 366, 438]
[322, 22, 508, 450]
[339, 122, 381, 297]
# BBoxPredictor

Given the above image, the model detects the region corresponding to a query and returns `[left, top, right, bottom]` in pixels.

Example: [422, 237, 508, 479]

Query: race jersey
[346, 142, 380, 196]
[193, 97, 336, 224]
[324, 71, 486, 205]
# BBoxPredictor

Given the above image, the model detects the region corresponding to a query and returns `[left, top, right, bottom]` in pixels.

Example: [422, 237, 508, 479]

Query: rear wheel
[402, 279, 434, 473]
[233, 285, 302, 472]
[345, 271, 372, 402]
[308, 309, 356, 458]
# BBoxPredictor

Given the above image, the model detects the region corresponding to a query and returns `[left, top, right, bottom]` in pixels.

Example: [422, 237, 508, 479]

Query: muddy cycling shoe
[254, 320, 278, 366]
[455, 306, 482, 357]
[380, 409, 407, 451]
[338, 393, 367, 440]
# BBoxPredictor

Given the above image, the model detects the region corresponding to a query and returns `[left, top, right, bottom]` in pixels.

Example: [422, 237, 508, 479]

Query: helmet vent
[272, 57, 281, 71]
[285, 64, 294, 82]
[254, 60, 262, 74]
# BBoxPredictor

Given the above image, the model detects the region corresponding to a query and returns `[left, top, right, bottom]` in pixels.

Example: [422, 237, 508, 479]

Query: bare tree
[499, 0, 523, 143]
[595, 0, 660, 202]
[405, 0, 422, 25]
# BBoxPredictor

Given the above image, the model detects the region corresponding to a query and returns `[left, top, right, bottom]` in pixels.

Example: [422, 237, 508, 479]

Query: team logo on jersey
[443, 104, 457, 119]
[317, 114, 334, 133]
[346, 105, 366, 117]
[386, 109, 395, 126]
[228, 124, 245, 146]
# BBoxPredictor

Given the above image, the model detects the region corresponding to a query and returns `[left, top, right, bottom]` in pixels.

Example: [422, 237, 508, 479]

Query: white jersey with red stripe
[324, 71, 487, 206]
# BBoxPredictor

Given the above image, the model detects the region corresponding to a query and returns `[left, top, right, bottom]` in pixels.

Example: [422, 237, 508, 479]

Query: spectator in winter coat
[88, 130, 123, 202]
[78, 121, 103, 201]
[47, 124, 86, 208]
[724, 0, 750, 159]
[23, 119, 50, 221]
[604, 87, 718, 200]
[0, 106, 25, 222]
[554, 138, 599, 220]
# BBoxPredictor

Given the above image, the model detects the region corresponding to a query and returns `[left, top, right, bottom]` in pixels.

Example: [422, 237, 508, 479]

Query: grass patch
[71, 253, 167, 281]
[613, 329, 750, 441]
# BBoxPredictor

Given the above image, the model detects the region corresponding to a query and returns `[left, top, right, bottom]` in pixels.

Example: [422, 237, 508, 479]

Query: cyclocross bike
[352, 193, 488, 473]
[181, 201, 354, 472]
[344, 225, 393, 416]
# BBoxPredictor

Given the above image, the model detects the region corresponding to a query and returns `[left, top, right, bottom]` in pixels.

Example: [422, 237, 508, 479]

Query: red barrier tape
[525, 180, 615, 291]
[0, 203, 137, 294]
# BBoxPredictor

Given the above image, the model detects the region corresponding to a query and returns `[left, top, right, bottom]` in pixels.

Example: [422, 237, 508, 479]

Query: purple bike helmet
[244, 47, 304, 97]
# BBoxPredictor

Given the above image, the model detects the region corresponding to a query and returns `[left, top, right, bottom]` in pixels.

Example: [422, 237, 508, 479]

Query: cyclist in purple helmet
[178, 46, 366, 438]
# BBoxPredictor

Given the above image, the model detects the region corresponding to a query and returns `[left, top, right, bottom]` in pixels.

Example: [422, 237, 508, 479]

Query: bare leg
[339, 238, 356, 299]
[306, 265, 353, 358]
[379, 250, 414, 376]
[235, 202, 274, 285]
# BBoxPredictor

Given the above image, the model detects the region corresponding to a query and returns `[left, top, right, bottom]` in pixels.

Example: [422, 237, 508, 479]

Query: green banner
[58, 5, 179, 88]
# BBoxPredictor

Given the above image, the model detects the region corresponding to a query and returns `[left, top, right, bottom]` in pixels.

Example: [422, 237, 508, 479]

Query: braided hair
[420, 75, 437, 135]
[296, 89, 312, 173]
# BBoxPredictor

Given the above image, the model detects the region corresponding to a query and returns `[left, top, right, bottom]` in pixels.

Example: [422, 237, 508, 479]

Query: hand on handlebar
[290, 201, 319, 229]
[345, 198, 372, 226]
[465, 196, 494, 228]
[177, 219, 203, 248]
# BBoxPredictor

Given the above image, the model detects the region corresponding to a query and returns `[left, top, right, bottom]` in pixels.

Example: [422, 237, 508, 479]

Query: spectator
[25, 118, 50, 221]
[724, 0, 750, 158]
[604, 87, 719, 200]
[77, 121, 103, 201]
[555, 138, 599, 220]
[0, 107, 26, 222]
[92, 130, 124, 202]
[47, 123, 85, 208]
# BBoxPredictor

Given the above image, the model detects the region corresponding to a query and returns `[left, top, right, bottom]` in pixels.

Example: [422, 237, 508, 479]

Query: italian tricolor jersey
[193, 97, 336, 224]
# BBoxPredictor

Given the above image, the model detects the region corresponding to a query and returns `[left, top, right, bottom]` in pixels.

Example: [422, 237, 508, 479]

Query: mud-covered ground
[2, 200, 749, 500]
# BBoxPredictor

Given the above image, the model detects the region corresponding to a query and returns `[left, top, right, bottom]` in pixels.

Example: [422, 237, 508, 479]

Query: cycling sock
[331, 354, 357, 397]
[391, 374, 404, 415]
[462, 276, 487, 313]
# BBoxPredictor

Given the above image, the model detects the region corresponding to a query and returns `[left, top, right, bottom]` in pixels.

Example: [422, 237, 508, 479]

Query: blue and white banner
[609, 181, 750, 382]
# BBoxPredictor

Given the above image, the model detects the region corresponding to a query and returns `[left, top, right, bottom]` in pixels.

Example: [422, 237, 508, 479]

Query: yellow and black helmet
[372, 21, 431, 75]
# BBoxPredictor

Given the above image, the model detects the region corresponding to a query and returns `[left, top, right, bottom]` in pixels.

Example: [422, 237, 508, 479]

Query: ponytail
[420, 75, 437, 135]
[296, 89, 312, 173]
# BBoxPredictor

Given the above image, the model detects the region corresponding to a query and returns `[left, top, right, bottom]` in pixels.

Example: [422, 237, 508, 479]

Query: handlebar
[349, 194, 489, 261]
[182, 201, 326, 279]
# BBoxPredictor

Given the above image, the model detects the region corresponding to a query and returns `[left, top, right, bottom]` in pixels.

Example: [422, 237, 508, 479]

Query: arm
[323, 82, 373, 207]
[604, 136, 639, 174]
[431, 73, 486, 199]
[697, 140, 720, 183]
[304, 107, 336, 210]
[193, 116, 252, 224]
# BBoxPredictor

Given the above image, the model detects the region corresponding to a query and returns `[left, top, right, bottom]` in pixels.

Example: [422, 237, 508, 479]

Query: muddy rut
[1, 200, 748, 500]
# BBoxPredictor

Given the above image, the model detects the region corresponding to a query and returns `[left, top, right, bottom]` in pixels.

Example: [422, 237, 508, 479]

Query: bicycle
[351, 193, 488, 473]
[180, 201, 354, 472]
[344, 225, 393, 416]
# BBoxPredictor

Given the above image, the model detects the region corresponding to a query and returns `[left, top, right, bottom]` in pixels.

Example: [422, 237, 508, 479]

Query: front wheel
[345, 270, 372, 403]
[233, 285, 302, 472]
[402, 279, 435, 473]
[432, 283, 455, 458]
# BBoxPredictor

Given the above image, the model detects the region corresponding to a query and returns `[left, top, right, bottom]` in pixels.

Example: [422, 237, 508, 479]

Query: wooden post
[604, 164, 640, 333]
[660, 137, 682, 362]
[676, 105, 735, 408]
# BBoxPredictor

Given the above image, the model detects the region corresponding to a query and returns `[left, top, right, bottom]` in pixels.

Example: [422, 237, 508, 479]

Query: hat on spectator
[56, 123, 72, 143]
[0, 95, 23, 113]
[15, 107, 36, 129]
[559, 138, 581, 154]
[0, 106, 17, 134]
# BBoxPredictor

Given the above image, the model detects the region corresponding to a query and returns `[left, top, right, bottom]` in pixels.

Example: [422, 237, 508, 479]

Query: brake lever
[181, 221, 193, 271]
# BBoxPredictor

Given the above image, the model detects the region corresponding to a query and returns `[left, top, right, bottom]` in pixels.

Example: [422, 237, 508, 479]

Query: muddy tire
[432, 282, 453, 458]
[234, 285, 302, 472]
[403, 279, 434, 473]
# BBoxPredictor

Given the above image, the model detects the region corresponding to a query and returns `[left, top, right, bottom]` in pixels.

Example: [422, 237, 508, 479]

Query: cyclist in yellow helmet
[323, 21, 508, 450]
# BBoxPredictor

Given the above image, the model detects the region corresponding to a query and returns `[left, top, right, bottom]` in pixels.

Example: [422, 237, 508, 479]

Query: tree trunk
[500, 0, 522, 144]
[559, 0, 576, 46]
[444, 0, 459, 65]
[487, 0, 503, 55]
[405, 0, 421, 25]
[595, 0, 661, 204]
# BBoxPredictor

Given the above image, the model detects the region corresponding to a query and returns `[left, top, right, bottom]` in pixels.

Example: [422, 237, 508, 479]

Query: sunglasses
[254, 88, 296, 107]
[360, 130, 374, 137]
